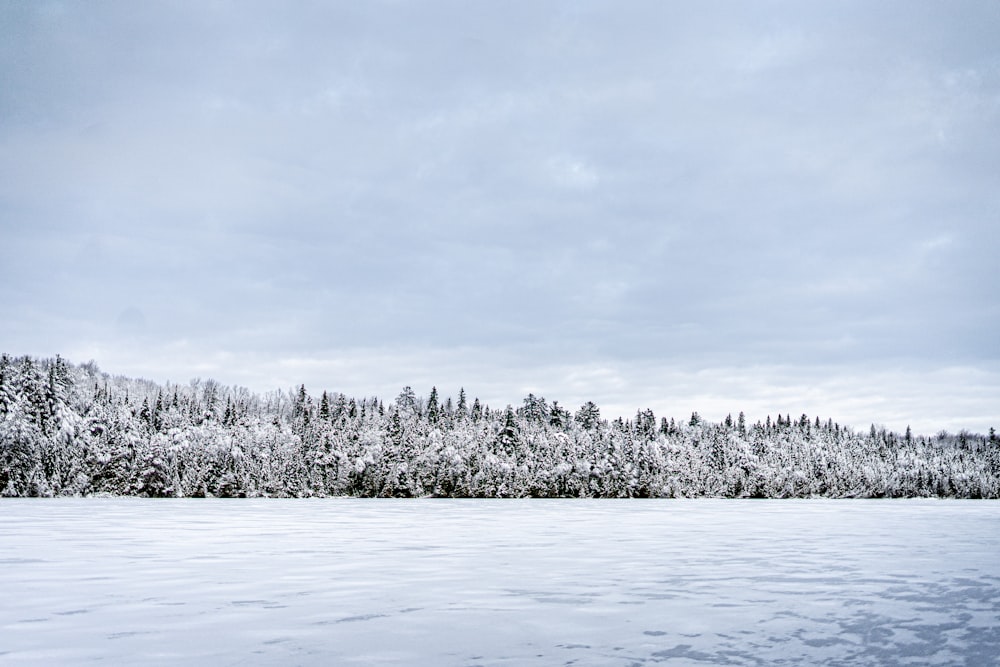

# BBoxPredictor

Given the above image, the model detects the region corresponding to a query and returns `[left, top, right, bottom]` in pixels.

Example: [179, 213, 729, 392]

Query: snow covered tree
[427, 386, 440, 424]
[496, 406, 520, 456]
[575, 401, 601, 430]
[0, 353, 997, 499]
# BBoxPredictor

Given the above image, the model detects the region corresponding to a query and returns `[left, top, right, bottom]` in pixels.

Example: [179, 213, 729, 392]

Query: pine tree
[319, 391, 330, 420]
[48, 355, 71, 415]
[520, 394, 550, 423]
[575, 401, 601, 430]
[153, 392, 164, 430]
[19, 357, 49, 432]
[396, 386, 417, 414]
[427, 386, 440, 424]
[636, 409, 656, 438]
[0, 354, 12, 416]
[390, 408, 403, 447]
[546, 401, 566, 429]
[497, 406, 519, 455]
[139, 398, 151, 427]
[293, 385, 308, 420]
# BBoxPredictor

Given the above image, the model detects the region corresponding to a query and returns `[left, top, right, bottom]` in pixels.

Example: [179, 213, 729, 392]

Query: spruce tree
[497, 406, 519, 455]
[0, 354, 11, 416]
[549, 401, 570, 428]
[427, 387, 440, 424]
[575, 401, 601, 430]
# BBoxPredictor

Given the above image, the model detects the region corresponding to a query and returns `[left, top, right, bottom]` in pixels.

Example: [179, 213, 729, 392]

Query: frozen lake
[2, 500, 999, 666]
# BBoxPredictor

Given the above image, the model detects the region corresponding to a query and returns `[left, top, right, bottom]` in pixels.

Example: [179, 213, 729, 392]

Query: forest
[1, 354, 997, 498]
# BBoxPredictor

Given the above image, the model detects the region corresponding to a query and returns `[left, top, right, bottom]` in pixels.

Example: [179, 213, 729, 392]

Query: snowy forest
[1, 354, 998, 499]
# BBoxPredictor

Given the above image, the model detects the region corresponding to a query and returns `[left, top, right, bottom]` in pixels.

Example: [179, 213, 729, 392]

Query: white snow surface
[2, 499, 999, 666]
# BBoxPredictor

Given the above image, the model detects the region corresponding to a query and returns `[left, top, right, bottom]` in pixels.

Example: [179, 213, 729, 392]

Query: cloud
[545, 155, 600, 189]
[1, 1, 998, 433]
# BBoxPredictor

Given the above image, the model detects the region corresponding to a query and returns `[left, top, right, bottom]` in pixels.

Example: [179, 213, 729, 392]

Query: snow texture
[2, 499, 999, 665]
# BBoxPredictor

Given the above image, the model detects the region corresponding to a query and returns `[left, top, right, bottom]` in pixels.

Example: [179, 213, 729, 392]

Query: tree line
[1, 354, 997, 498]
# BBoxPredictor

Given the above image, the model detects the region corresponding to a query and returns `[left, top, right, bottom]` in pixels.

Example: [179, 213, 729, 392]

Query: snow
[2, 499, 999, 665]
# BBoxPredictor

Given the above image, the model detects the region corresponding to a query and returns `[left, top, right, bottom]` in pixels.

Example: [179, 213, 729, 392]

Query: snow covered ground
[2, 499, 999, 665]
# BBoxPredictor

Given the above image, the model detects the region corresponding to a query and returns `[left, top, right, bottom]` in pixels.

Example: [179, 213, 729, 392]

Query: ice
[2, 499, 999, 665]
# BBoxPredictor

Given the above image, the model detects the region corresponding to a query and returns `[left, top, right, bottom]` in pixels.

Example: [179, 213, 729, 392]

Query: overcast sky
[2, 1, 998, 433]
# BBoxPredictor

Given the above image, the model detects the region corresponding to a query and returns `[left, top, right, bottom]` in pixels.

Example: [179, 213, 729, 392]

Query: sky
[2, 1, 998, 434]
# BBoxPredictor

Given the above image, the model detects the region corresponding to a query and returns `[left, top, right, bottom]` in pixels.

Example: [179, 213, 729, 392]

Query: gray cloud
[2, 1, 998, 431]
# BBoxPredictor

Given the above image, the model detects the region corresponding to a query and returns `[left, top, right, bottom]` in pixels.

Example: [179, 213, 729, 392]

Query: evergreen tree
[293, 385, 308, 420]
[390, 408, 403, 447]
[153, 392, 164, 430]
[334, 393, 347, 420]
[0, 353, 13, 416]
[497, 406, 519, 455]
[1, 353, 998, 499]
[427, 386, 440, 424]
[520, 394, 550, 423]
[396, 386, 417, 415]
[139, 398, 151, 427]
[550, 401, 570, 428]
[575, 401, 601, 430]
[636, 409, 656, 438]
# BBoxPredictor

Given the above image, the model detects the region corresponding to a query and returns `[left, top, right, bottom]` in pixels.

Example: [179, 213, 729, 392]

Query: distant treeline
[1, 354, 998, 498]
